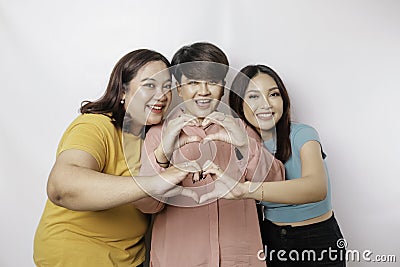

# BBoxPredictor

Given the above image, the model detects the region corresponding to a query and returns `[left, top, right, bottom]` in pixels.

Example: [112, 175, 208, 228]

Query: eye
[143, 83, 155, 88]
[208, 80, 218, 85]
[188, 80, 199, 85]
[247, 94, 259, 99]
[163, 83, 172, 90]
[269, 91, 281, 97]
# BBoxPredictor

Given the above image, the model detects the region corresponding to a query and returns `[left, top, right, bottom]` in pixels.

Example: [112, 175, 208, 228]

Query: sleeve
[293, 124, 326, 159]
[58, 116, 107, 170]
[237, 122, 285, 186]
[132, 125, 166, 213]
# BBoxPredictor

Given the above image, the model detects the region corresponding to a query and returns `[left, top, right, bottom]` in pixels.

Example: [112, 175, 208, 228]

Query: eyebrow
[140, 78, 156, 82]
[140, 78, 172, 83]
[246, 86, 279, 94]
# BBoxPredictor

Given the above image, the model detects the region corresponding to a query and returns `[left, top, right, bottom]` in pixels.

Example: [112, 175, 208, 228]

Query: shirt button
[281, 229, 287, 235]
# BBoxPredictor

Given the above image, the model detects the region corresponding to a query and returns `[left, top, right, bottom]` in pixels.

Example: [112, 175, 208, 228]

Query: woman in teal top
[262, 122, 332, 223]
[201, 64, 345, 266]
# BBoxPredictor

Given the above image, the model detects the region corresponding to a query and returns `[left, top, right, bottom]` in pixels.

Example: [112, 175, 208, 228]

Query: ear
[176, 82, 182, 97]
[121, 83, 128, 99]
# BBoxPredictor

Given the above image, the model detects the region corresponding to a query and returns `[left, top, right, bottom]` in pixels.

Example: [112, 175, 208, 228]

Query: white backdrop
[1, 0, 399, 266]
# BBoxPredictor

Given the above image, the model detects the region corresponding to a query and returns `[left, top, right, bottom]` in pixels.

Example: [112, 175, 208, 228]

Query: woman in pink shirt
[134, 42, 285, 267]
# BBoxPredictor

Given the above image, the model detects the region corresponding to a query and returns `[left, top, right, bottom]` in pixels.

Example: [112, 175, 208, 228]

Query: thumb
[181, 188, 200, 203]
[199, 191, 219, 204]
[203, 132, 230, 144]
[181, 135, 202, 145]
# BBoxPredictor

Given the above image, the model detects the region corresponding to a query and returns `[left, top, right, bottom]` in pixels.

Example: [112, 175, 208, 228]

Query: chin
[260, 124, 275, 132]
[197, 110, 214, 118]
[146, 117, 163, 126]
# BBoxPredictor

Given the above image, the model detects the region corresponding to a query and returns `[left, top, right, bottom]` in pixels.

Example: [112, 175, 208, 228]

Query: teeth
[151, 106, 162, 110]
[196, 99, 211, 104]
[257, 113, 272, 118]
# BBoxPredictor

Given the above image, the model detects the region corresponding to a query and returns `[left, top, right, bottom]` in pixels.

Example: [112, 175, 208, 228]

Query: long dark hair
[80, 49, 170, 129]
[229, 65, 292, 163]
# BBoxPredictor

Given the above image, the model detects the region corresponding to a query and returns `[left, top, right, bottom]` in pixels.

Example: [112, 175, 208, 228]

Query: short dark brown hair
[171, 42, 229, 83]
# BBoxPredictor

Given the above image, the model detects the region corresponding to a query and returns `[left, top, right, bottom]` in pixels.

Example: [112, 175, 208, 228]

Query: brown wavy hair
[80, 49, 170, 129]
[229, 65, 292, 163]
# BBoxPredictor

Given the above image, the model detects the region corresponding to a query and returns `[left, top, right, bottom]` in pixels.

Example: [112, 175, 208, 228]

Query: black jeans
[260, 214, 346, 267]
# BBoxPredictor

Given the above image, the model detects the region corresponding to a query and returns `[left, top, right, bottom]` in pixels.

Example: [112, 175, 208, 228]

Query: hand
[156, 114, 202, 161]
[202, 112, 249, 155]
[198, 160, 249, 204]
[137, 161, 201, 202]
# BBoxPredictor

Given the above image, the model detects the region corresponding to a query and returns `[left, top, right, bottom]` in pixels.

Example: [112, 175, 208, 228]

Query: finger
[192, 172, 200, 183]
[161, 169, 187, 185]
[205, 111, 225, 121]
[203, 168, 221, 177]
[180, 134, 202, 146]
[201, 117, 212, 128]
[181, 188, 199, 203]
[199, 191, 220, 204]
[168, 115, 199, 134]
[202, 131, 230, 144]
[162, 186, 180, 197]
[201, 112, 224, 128]
[174, 161, 201, 173]
[202, 161, 223, 176]
[202, 160, 215, 170]
[180, 114, 201, 126]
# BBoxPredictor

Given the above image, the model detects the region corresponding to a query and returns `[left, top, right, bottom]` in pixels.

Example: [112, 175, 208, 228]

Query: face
[177, 74, 224, 118]
[124, 61, 172, 129]
[243, 73, 283, 137]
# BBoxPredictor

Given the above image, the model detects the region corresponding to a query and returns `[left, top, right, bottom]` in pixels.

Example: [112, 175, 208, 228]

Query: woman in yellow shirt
[33, 49, 198, 267]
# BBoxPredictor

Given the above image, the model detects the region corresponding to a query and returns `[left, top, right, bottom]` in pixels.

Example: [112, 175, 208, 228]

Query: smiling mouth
[194, 99, 212, 108]
[256, 112, 274, 120]
[148, 104, 165, 114]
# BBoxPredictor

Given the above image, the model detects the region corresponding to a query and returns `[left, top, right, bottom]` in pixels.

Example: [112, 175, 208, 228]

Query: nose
[260, 97, 271, 109]
[197, 82, 211, 96]
[154, 86, 168, 101]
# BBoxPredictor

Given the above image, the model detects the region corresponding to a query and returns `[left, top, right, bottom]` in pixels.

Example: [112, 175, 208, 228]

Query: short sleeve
[58, 116, 107, 170]
[292, 124, 326, 159]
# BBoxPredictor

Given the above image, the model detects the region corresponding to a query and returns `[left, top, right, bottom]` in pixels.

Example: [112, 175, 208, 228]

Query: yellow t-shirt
[34, 114, 148, 267]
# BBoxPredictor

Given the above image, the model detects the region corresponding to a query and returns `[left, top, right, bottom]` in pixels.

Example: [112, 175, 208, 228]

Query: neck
[127, 122, 145, 136]
[260, 128, 275, 141]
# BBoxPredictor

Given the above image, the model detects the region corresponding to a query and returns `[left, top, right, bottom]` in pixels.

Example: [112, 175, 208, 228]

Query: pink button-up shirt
[135, 115, 284, 267]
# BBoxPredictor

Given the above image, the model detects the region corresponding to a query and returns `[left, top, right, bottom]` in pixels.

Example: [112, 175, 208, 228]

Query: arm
[200, 141, 327, 204]
[241, 124, 285, 184]
[47, 149, 147, 211]
[132, 126, 169, 214]
[47, 115, 196, 211]
[245, 140, 327, 204]
[244, 136, 285, 183]
[47, 149, 195, 211]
